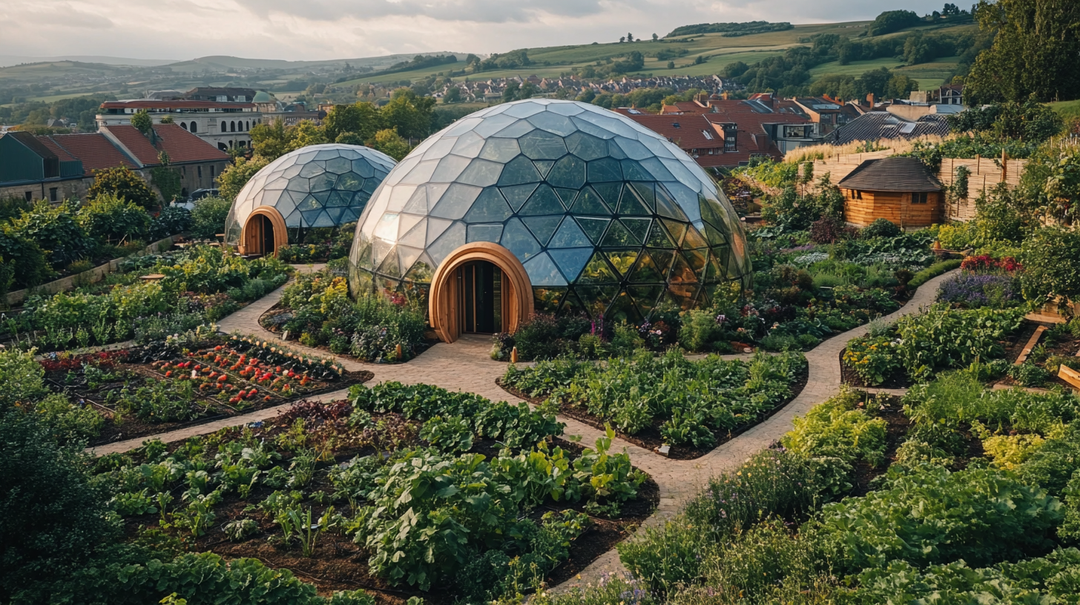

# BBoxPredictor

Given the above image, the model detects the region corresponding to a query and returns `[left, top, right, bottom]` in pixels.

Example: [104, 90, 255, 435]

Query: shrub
[79, 194, 151, 245]
[677, 309, 727, 352]
[906, 259, 962, 289]
[189, 195, 231, 239]
[150, 206, 193, 240]
[6, 200, 96, 269]
[937, 272, 1019, 308]
[861, 218, 901, 239]
[843, 335, 903, 386]
[1021, 226, 1080, 302]
[782, 389, 888, 466]
[87, 165, 158, 209]
[511, 313, 592, 360]
[0, 229, 49, 288]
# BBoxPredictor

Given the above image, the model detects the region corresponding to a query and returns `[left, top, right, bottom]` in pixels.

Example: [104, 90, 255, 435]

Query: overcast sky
[2, 0, 958, 61]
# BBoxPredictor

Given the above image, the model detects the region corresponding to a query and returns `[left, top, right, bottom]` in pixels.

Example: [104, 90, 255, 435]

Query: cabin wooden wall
[843, 189, 942, 228]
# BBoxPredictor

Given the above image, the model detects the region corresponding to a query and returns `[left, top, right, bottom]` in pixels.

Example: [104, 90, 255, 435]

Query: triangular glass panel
[684, 225, 708, 249]
[576, 217, 610, 245]
[428, 222, 466, 266]
[667, 283, 700, 311]
[662, 219, 688, 247]
[593, 183, 622, 209]
[518, 184, 564, 216]
[684, 248, 709, 277]
[404, 252, 436, 284]
[571, 186, 611, 215]
[650, 249, 675, 278]
[354, 241, 374, 270]
[463, 188, 513, 223]
[617, 186, 651, 216]
[587, 158, 623, 182]
[630, 182, 656, 211]
[502, 218, 541, 262]
[575, 285, 620, 318]
[577, 251, 619, 284]
[377, 245, 400, 276]
[621, 160, 651, 181]
[705, 224, 729, 247]
[554, 187, 579, 207]
[523, 253, 568, 287]
[467, 223, 503, 244]
[533, 160, 555, 178]
[628, 285, 663, 317]
[630, 252, 664, 283]
[522, 215, 563, 246]
[560, 289, 587, 316]
[621, 218, 650, 244]
[549, 218, 591, 248]
[606, 290, 642, 324]
[497, 155, 543, 186]
[668, 252, 698, 284]
[426, 217, 453, 246]
[547, 155, 586, 189]
[549, 247, 593, 282]
[533, 287, 567, 314]
[601, 220, 636, 247]
[397, 246, 423, 278]
[397, 213, 425, 239]
[703, 252, 725, 284]
[606, 250, 639, 279]
[646, 220, 675, 248]
[656, 185, 688, 221]
[500, 184, 539, 212]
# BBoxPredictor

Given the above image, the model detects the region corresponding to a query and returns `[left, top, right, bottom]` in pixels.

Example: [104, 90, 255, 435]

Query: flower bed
[40, 336, 372, 446]
[92, 387, 657, 603]
[499, 349, 808, 458]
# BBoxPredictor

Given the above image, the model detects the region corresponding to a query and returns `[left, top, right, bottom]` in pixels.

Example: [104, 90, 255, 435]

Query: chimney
[722, 91, 729, 100]
[866, 92, 875, 107]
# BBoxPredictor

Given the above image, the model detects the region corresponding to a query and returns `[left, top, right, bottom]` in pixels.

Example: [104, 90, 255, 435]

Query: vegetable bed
[93, 385, 656, 603]
[499, 349, 808, 459]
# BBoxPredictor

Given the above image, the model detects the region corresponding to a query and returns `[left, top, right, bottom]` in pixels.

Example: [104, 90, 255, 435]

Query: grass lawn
[1050, 99, 1080, 123]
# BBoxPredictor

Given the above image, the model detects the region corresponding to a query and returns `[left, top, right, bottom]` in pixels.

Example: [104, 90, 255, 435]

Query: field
[809, 55, 963, 90]
[1051, 99, 1080, 122]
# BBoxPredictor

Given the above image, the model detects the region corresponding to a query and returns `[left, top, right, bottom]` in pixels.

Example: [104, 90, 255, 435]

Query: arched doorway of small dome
[428, 242, 533, 344]
[240, 206, 288, 257]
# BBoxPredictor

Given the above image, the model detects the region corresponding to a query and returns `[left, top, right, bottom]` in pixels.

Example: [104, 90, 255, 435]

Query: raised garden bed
[259, 305, 437, 364]
[498, 350, 809, 460]
[42, 336, 372, 446]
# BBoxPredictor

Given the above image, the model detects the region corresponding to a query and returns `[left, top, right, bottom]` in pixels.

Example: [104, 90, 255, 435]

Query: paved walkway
[86, 267, 958, 591]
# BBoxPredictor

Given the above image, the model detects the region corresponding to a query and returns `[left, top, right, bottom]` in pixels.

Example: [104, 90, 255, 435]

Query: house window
[210, 165, 215, 178]
[24, 191, 32, 202]
[198, 166, 203, 179]
[912, 192, 928, 204]
[190, 122, 197, 133]
[855, 191, 863, 200]
[220, 121, 226, 132]
[49, 187, 58, 202]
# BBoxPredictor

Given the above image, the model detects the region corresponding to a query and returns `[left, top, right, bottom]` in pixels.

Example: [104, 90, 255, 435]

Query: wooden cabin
[838, 157, 944, 229]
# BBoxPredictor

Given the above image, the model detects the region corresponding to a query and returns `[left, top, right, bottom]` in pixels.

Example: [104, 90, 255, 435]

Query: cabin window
[912, 192, 928, 204]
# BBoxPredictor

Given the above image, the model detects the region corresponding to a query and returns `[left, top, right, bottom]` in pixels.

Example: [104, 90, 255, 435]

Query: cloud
[0, 0, 957, 61]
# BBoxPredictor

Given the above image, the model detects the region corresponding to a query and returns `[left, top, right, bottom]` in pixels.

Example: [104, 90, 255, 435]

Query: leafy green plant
[782, 389, 888, 466]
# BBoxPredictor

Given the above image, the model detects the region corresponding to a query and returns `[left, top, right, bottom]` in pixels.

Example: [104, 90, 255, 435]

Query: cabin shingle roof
[838, 157, 943, 192]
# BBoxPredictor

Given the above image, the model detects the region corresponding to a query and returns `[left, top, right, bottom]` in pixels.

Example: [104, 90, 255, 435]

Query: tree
[885, 73, 919, 99]
[160, 115, 174, 124]
[1021, 227, 1080, 301]
[249, 120, 293, 161]
[966, 0, 1080, 103]
[627, 32, 634, 42]
[502, 81, 521, 103]
[87, 166, 158, 209]
[0, 403, 117, 602]
[324, 102, 383, 142]
[381, 89, 435, 141]
[442, 87, 462, 104]
[77, 194, 151, 244]
[868, 10, 921, 35]
[652, 33, 659, 41]
[216, 156, 269, 202]
[667, 61, 675, 69]
[619, 36, 625, 43]
[947, 98, 1064, 141]
[130, 109, 152, 134]
[371, 128, 411, 161]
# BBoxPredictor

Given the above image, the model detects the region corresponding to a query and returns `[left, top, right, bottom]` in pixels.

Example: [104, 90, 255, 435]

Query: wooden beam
[1060, 365, 1080, 390]
[1015, 325, 1047, 366]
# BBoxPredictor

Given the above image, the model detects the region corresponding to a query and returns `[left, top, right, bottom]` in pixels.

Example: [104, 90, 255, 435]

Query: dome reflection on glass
[348, 99, 751, 323]
[225, 144, 396, 244]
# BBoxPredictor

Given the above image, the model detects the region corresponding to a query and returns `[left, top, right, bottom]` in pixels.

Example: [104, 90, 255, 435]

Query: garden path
[85, 268, 959, 593]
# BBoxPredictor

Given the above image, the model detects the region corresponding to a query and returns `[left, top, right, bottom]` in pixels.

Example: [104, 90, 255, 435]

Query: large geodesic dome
[348, 99, 751, 341]
[225, 144, 396, 254]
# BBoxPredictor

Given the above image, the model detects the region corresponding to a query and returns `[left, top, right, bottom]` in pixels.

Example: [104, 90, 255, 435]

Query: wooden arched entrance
[428, 242, 534, 344]
[240, 206, 288, 257]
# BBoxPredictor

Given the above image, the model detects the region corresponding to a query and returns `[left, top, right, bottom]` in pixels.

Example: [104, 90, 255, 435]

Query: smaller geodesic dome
[224, 144, 396, 255]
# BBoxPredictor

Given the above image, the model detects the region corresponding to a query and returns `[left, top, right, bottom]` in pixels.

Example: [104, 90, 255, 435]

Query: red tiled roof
[622, 114, 785, 168]
[34, 136, 77, 162]
[100, 100, 255, 110]
[104, 124, 229, 166]
[45, 133, 136, 175]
